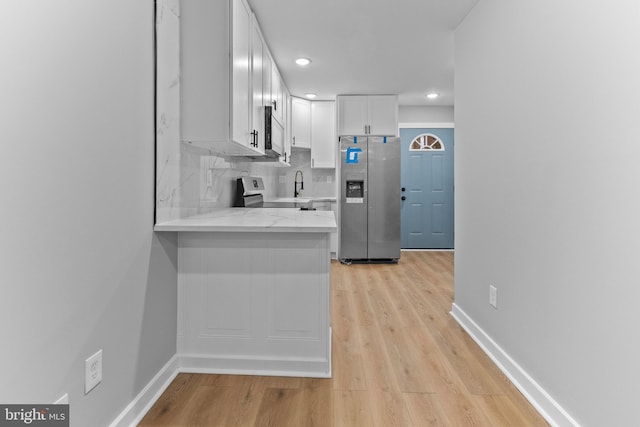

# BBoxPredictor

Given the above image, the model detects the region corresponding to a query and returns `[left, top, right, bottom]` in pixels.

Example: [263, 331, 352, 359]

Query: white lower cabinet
[330, 203, 338, 257]
[313, 202, 338, 258]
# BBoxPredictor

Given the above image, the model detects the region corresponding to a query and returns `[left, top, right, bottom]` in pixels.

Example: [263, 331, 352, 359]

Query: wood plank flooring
[139, 251, 548, 426]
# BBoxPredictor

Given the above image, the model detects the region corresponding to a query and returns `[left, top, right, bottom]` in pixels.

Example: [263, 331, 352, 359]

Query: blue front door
[400, 128, 454, 249]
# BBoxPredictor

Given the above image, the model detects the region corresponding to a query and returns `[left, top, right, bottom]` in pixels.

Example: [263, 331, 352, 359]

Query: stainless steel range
[233, 176, 266, 207]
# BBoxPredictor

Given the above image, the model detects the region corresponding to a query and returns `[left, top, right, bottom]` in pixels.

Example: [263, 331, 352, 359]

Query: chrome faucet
[294, 170, 304, 197]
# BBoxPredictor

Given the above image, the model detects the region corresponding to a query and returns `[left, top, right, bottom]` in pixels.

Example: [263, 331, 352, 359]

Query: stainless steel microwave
[264, 106, 283, 158]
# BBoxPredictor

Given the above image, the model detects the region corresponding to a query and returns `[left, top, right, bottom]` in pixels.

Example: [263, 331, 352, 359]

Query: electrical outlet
[85, 349, 102, 394]
[489, 285, 498, 309]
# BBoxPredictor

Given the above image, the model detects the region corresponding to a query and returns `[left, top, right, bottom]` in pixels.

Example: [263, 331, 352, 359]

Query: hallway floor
[139, 251, 548, 426]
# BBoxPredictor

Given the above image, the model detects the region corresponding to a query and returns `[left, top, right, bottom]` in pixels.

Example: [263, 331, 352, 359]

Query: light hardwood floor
[139, 251, 548, 426]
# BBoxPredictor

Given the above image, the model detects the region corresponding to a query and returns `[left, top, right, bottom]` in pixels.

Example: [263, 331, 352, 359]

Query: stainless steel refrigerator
[339, 135, 401, 263]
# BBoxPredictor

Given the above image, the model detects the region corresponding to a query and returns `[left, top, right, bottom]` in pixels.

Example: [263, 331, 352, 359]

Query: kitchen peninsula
[155, 208, 336, 377]
[154, 0, 337, 378]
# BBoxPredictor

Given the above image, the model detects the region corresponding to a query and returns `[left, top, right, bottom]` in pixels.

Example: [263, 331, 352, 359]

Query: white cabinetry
[271, 63, 285, 125]
[181, 0, 263, 155]
[313, 202, 338, 258]
[310, 101, 336, 169]
[262, 50, 272, 116]
[251, 14, 265, 152]
[337, 95, 398, 136]
[282, 89, 292, 164]
[291, 97, 311, 149]
[330, 202, 337, 257]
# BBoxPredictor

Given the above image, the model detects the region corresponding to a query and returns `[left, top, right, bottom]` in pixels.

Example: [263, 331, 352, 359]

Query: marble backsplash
[176, 148, 335, 218]
[268, 149, 337, 198]
[157, 145, 337, 223]
[155, 0, 181, 223]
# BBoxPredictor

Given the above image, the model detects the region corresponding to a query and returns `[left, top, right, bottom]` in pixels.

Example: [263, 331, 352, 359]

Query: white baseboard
[110, 327, 333, 425]
[180, 327, 332, 379]
[109, 355, 179, 427]
[107, 351, 329, 427]
[450, 304, 580, 427]
[179, 354, 331, 378]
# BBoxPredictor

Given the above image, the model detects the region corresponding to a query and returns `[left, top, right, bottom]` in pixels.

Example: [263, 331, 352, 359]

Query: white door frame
[398, 122, 455, 130]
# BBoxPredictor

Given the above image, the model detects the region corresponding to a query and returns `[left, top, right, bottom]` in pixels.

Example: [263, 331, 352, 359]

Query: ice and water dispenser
[345, 180, 364, 203]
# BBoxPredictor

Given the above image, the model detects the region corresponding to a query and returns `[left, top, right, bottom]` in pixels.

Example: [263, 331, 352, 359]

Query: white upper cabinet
[282, 88, 292, 164]
[291, 97, 311, 149]
[262, 49, 272, 118]
[337, 96, 368, 135]
[251, 14, 265, 153]
[231, 0, 253, 150]
[181, 0, 290, 157]
[271, 63, 285, 125]
[337, 95, 398, 136]
[311, 101, 336, 169]
[181, 0, 261, 155]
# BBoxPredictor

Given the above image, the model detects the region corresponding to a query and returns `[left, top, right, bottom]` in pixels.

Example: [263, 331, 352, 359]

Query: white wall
[454, 1, 640, 425]
[0, 1, 177, 426]
[399, 105, 454, 123]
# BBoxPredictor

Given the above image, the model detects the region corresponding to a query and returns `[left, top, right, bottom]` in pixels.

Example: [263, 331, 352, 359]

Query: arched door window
[409, 133, 444, 151]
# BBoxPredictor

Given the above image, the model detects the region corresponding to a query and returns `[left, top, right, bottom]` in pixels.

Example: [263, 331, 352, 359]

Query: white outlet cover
[85, 349, 103, 394]
[489, 285, 498, 309]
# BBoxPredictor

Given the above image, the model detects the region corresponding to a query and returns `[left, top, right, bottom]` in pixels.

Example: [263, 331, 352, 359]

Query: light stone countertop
[154, 208, 337, 233]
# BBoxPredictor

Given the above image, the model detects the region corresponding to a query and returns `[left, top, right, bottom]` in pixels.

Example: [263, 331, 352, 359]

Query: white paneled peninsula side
[155, 208, 336, 377]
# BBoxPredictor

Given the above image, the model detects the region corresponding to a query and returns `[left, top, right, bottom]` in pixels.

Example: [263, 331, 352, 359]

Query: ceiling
[246, 0, 479, 106]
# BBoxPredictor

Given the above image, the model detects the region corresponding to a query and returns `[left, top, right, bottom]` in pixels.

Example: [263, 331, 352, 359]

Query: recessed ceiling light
[305, 93, 317, 99]
[295, 58, 311, 66]
[426, 92, 439, 99]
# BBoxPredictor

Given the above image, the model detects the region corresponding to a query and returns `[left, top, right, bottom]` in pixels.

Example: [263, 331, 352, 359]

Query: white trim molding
[108, 355, 179, 427]
[398, 122, 455, 129]
[179, 326, 332, 379]
[179, 355, 332, 379]
[450, 304, 581, 427]
[108, 328, 332, 425]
